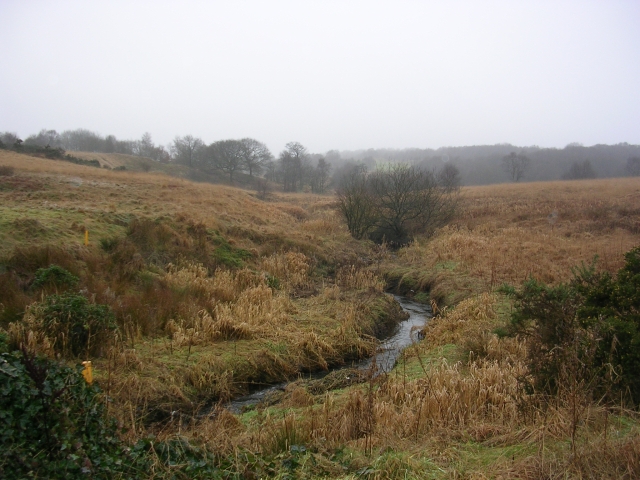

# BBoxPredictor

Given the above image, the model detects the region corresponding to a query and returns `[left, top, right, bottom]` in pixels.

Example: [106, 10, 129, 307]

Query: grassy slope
[0, 149, 404, 416]
[226, 177, 640, 479]
[2, 149, 640, 478]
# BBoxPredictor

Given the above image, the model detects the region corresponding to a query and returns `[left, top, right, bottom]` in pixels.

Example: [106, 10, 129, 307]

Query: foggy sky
[1, 0, 639, 155]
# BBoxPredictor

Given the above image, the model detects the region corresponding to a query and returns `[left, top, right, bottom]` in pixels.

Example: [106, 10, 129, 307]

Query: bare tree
[24, 129, 61, 148]
[336, 165, 376, 240]
[437, 163, 461, 191]
[59, 129, 104, 152]
[254, 177, 273, 200]
[207, 139, 244, 182]
[310, 157, 332, 193]
[337, 163, 458, 246]
[502, 152, 531, 182]
[239, 138, 272, 177]
[172, 135, 205, 168]
[0, 132, 20, 149]
[563, 160, 596, 180]
[279, 142, 308, 191]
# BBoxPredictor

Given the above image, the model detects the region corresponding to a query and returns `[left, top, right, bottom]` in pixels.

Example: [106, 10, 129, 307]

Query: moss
[212, 242, 252, 268]
[413, 291, 430, 304]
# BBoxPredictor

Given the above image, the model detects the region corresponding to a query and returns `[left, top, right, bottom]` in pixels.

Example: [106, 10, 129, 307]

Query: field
[1, 148, 639, 478]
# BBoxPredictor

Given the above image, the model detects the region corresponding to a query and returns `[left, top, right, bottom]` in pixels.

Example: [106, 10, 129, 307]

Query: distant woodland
[2, 128, 639, 188]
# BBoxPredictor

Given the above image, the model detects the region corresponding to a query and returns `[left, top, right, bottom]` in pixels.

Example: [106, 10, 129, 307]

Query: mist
[1, 1, 639, 154]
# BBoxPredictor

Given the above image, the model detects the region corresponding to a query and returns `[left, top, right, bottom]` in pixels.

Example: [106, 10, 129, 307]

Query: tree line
[0, 129, 334, 194]
[339, 143, 640, 185]
[2, 129, 639, 188]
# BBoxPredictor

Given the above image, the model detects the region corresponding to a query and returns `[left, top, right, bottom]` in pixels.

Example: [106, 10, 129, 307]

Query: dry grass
[0, 150, 359, 260]
[389, 178, 640, 307]
[3, 150, 640, 478]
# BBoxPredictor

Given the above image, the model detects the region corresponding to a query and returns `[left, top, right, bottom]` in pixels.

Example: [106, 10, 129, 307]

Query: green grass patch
[394, 343, 460, 380]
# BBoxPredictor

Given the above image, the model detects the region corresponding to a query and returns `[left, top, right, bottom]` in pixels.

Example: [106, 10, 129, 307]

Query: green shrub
[33, 294, 116, 358]
[0, 348, 235, 479]
[502, 246, 640, 404]
[32, 265, 79, 290]
[0, 350, 141, 479]
[499, 277, 589, 395]
[575, 247, 640, 403]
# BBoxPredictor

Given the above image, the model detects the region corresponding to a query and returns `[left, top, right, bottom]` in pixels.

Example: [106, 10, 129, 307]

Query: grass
[2, 149, 640, 478]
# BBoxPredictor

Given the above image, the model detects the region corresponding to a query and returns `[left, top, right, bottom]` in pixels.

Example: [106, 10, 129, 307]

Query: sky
[1, 0, 639, 155]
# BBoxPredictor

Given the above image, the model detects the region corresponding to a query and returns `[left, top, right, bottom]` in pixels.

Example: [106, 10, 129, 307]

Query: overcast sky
[1, 0, 639, 154]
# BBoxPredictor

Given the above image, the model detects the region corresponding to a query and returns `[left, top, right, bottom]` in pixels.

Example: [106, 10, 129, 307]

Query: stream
[226, 295, 431, 413]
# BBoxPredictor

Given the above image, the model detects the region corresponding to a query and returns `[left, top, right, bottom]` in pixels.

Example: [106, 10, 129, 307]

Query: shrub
[499, 278, 590, 395]
[0, 347, 230, 478]
[575, 246, 640, 403]
[501, 246, 640, 404]
[32, 265, 79, 290]
[337, 163, 458, 246]
[4, 245, 79, 283]
[13, 294, 117, 358]
[0, 350, 138, 479]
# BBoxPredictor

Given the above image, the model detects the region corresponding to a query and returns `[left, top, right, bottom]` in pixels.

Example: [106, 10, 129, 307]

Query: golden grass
[0, 150, 359, 261]
[4, 150, 640, 477]
[390, 178, 640, 307]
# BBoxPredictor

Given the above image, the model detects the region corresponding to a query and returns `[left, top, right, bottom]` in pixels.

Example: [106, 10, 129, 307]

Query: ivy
[0, 349, 144, 479]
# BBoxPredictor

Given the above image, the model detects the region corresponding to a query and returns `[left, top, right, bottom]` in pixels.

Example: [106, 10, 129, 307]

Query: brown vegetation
[2, 148, 639, 478]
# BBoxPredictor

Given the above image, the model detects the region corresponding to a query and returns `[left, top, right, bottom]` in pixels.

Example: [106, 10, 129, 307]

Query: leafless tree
[171, 135, 205, 168]
[24, 129, 61, 148]
[563, 160, 596, 180]
[207, 139, 244, 182]
[59, 129, 104, 152]
[239, 138, 272, 177]
[279, 142, 308, 191]
[310, 157, 332, 193]
[627, 157, 640, 176]
[437, 163, 461, 191]
[254, 177, 273, 200]
[0, 132, 20, 149]
[502, 152, 531, 182]
[336, 164, 376, 240]
[337, 163, 458, 246]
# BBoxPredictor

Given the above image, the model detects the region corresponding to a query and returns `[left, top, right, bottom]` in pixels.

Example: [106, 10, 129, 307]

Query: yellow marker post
[82, 361, 93, 384]
[84, 230, 89, 246]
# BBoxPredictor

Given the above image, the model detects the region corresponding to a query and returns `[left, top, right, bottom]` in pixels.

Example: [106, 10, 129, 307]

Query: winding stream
[226, 295, 431, 413]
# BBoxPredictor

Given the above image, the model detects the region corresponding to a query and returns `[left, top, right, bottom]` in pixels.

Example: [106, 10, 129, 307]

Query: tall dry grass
[4, 150, 640, 477]
[392, 178, 640, 305]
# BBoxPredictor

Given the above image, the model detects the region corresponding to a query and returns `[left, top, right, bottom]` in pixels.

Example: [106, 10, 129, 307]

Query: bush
[337, 163, 458, 246]
[501, 246, 640, 404]
[0, 350, 139, 479]
[14, 294, 117, 358]
[4, 245, 79, 283]
[0, 347, 237, 478]
[575, 246, 640, 403]
[32, 265, 79, 290]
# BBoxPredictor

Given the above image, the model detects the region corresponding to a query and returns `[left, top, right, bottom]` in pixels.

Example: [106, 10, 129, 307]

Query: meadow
[1, 148, 639, 478]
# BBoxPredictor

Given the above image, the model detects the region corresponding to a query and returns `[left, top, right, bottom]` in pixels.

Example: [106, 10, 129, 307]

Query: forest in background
[2, 129, 640, 190]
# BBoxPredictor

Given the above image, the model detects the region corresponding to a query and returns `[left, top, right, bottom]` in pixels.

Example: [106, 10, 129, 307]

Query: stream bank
[226, 295, 431, 413]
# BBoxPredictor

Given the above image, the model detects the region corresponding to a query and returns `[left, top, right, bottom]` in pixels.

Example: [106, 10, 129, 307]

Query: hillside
[1, 149, 640, 478]
[69, 150, 246, 184]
